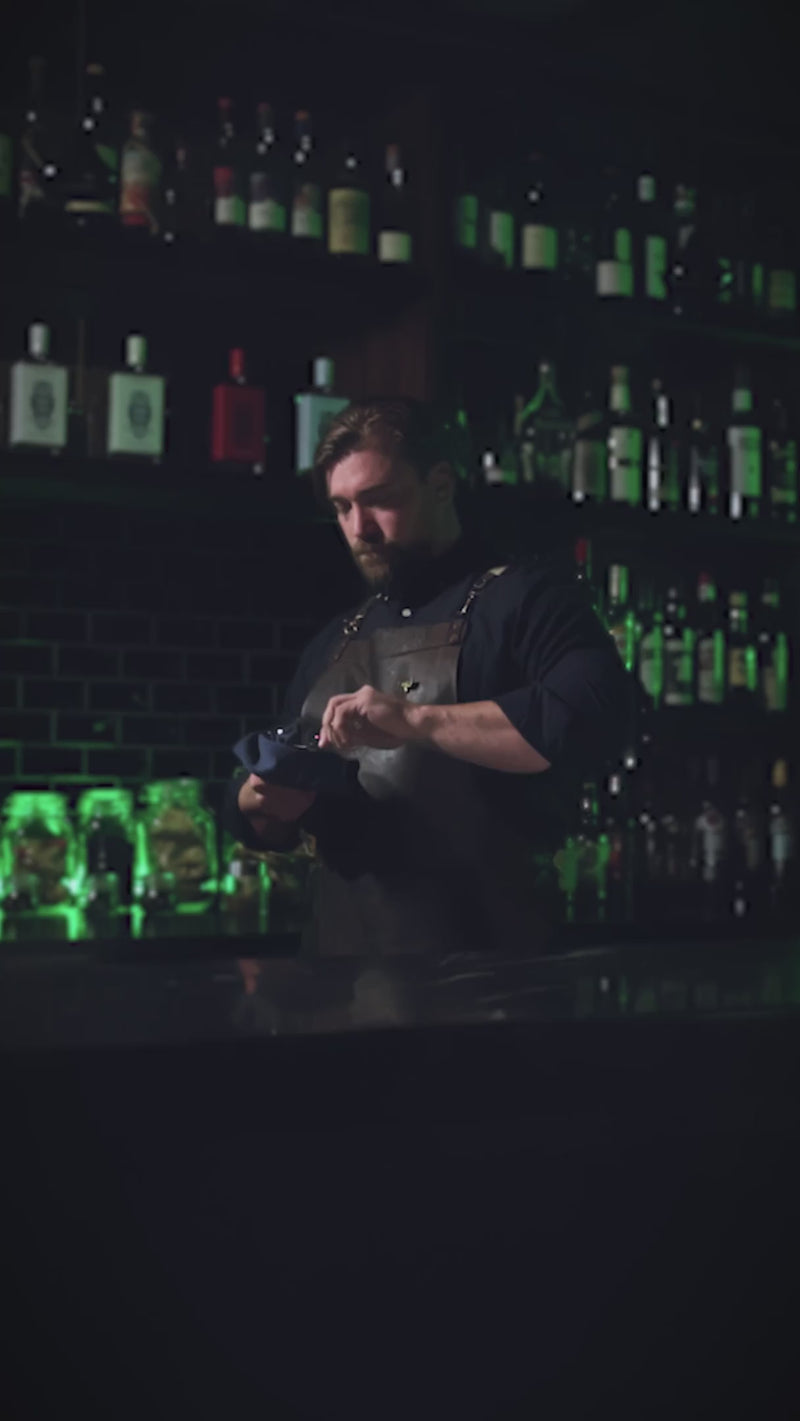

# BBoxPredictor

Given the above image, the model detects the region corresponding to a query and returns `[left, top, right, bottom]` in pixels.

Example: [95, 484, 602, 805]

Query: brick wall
[0, 495, 361, 819]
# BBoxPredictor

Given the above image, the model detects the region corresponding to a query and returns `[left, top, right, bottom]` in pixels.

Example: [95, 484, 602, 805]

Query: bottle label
[728, 427, 762, 497]
[0, 133, 11, 200]
[214, 166, 245, 226]
[608, 426, 642, 502]
[328, 188, 369, 255]
[248, 173, 287, 232]
[769, 812, 793, 872]
[107, 373, 165, 457]
[696, 809, 726, 883]
[697, 633, 725, 704]
[9, 361, 68, 449]
[762, 635, 789, 711]
[521, 224, 558, 271]
[768, 438, 798, 509]
[489, 210, 514, 269]
[120, 141, 163, 232]
[664, 634, 694, 706]
[291, 182, 324, 239]
[767, 269, 797, 314]
[378, 229, 412, 263]
[644, 234, 668, 299]
[571, 436, 607, 500]
[596, 260, 634, 298]
[615, 227, 633, 263]
[455, 193, 478, 250]
[646, 437, 681, 510]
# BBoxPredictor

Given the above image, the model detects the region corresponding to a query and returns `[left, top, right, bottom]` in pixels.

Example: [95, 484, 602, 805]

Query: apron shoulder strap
[328, 593, 383, 664]
[448, 563, 510, 642]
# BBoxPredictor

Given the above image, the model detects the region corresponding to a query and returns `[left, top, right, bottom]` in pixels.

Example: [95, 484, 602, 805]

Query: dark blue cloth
[232, 727, 360, 795]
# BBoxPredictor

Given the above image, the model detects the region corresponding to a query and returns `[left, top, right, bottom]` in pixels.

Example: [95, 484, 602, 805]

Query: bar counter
[3, 934, 799, 1420]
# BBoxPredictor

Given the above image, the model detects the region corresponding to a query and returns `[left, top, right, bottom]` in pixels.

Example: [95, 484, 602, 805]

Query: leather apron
[299, 566, 549, 962]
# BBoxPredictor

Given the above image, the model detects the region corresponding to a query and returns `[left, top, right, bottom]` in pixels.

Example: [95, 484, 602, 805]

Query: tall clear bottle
[603, 563, 637, 671]
[377, 144, 413, 264]
[633, 169, 668, 304]
[515, 359, 572, 492]
[637, 579, 664, 708]
[726, 590, 758, 704]
[248, 101, 288, 240]
[518, 151, 559, 282]
[690, 756, 728, 921]
[605, 365, 643, 506]
[290, 110, 324, 244]
[18, 56, 61, 229]
[482, 155, 515, 271]
[685, 391, 721, 516]
[327, 137, 370, 257]
[212, 97, 245, 232]
[645, 377, 682, 513]
[767, 758, 796, 923]
[570, 382, 607, 504]
[662, 582, 695, 708]
[726, 365, 762, 520]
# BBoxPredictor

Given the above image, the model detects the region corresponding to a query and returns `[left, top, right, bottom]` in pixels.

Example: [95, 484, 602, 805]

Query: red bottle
[211, 348, 266, 470]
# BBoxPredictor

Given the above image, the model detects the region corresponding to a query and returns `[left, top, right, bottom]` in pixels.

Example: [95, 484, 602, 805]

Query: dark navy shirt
[222, 532, 636, 858]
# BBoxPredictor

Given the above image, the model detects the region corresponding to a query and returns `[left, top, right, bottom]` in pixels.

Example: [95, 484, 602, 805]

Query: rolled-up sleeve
[492, 579, 637, 770]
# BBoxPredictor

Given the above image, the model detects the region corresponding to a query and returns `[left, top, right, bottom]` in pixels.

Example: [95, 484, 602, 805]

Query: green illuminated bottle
[377, 143, 413, 264]
[247, 101, 288, 239]
[763, 198, 797, 332]
[134, 779, 219, 935]
[604, 562, 636, 671]
[685, 391, 721, 516]
[695, 572, 726, 706]
[453, 147, 480, 257]
[645, 376, 682, 513]
[757, 578, 789, 713]
[726, 591, 757, 703]
[515, 359, 572, 491]
[637, 580, 664, 708]
[766, 397, 798, 523]
[606, 365, 643, 506]
[76, 787, 135, 939]
[0, 792, 79, 942]
[634, 169, 668, 303]
[663, 582, 695, 707]
[726, 366, 762, 520]
[220, 834, 271, 936]
[595, 166, 634, 300]
[574, 779, 606, 923]
[482, 160, 515, 271]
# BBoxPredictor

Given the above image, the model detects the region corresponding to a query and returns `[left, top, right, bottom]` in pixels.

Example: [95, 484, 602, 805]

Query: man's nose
[351, 506, 378, 539]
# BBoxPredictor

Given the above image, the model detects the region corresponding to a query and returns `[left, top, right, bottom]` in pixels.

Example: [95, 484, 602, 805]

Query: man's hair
[311, 397, 466, 508]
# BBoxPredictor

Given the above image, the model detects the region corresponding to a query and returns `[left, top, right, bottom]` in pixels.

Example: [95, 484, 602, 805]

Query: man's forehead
[327, 447, 416, 498]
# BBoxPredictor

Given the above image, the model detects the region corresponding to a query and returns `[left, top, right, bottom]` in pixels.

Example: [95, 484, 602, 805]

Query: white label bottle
[107, 334, 166, 459]
[9, 322, 69, 451]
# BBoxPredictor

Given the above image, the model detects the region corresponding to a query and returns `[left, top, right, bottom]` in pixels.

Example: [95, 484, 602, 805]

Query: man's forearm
[405, 700, 550, 773]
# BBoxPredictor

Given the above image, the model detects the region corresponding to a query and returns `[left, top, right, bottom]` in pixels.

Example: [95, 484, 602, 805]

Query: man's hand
[238, 774, 316, 828]
[318, 685, 414, 752]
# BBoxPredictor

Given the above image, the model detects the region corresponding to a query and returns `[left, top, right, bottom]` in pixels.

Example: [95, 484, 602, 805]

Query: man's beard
[352, 539, 435, 590]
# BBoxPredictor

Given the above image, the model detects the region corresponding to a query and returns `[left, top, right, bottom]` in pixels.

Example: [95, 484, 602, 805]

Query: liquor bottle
[106, 333, 166, 459]
[8, 321, 68, 452]
[695, 572, 726, 707]
[119, 109, 162, 236]
[633, 170, 668, 303]
[213, 97, 245, 231]
[518, 151, 559, 280]
[560, 169, 595, 295]
[162, 137, 194, 246]
[327, 137, 370, 257]
[605, 365, 643, 506]
[377, 144, 413, 264]
[757, 578, 789, 713]
[729, 767, 767, 923]
[515, 360, 572, 491]
[290, 109, 324, 243]
[601, 771, 634, 924]
[18, 56, 61, 228]
[595, 167, 634, 300]
[645, 377, 682, 512]
[726, 366, 762, 520]
[667, 181, 706, 319]
[662, 582, 694, 707]
[60, 62, 118, 235]
[570, 383, 607, 503]
[685, 391, 721, 516]
[603, 563, 637, 671]
[481, 447, 505, 486]
[453, 145, 480, 258]
[560, 779, 605, 924]
[211, 348, 266, 472]
[294, 357, 349, 473]
[766, 758, 795, 922]
[726, 590, 757, 703]
[248, 102, 288, 238]
[763, 200, 797, 331]
[765, 396, 798, 523]
[690, 755, 728, 921]
[482, 159, 515, 272]
[637, 580, 664, 708]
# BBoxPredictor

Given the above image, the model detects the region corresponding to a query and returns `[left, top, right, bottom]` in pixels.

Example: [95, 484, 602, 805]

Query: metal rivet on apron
[401, 607, 412, 617]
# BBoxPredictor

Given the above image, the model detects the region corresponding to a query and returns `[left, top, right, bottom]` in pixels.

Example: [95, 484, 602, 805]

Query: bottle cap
[611, 365, 629, 381]
[772, 759, 788, 790]
[637, 174, 656, 203]
[126, 334, 147, 368]
[28, 322, 50, 358]
[229, 348, 246, 381]
[313, 356, 334, 390]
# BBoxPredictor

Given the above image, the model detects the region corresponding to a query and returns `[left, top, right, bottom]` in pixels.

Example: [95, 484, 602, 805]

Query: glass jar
[75, 787, 136, 939]
[0, 792, 79, 941]
[134, 779, 219, 925]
